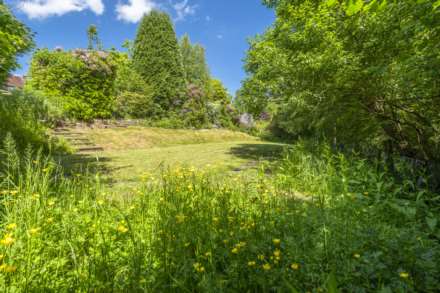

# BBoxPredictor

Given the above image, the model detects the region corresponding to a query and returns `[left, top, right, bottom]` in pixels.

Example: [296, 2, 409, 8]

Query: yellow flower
[48, 200, 56, 207]
[400, 272, 409, 279]
[175, 214, 186, 224]
[223, 239, 229, 244]
[46, 217, 54, 224]
[273, 249, 281, 257]
[9, 190, 18, 196]
[117, 225, 129, 233]
[353, 253, 361, 259]
[291, 263, 300, 270]
[97, 200, 104, 205]
[272, 238, 281, 245]
[237, 241, 246, 248]
[0, 264, 16, 273]
[32, 193, 40, 200]
[248, 261, 256, 267]
[1, 234, 15, 246]
[257, 254, 265, 261]
[231, 247, 239, 254]
[262, 263, 271, 271]
[6, 223, 17, 230]
[205, 251, 212, 257]
[28, 227, 41, 236]
[363, 192, 369, 196]
[193, 262, 205, 273]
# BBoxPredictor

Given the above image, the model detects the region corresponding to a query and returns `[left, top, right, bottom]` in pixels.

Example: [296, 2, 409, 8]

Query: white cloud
[18, 0, 104, 19]
[116, 0, 156, 23]
[173, 0, 196, 21]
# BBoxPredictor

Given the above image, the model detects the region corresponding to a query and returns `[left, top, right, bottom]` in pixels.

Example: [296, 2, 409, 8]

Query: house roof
[6, 75, 25, 88]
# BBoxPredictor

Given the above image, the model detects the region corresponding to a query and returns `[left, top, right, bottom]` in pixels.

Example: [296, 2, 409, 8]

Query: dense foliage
[133, 11, 186, 114]
[0, 1, 33, 84]
[28, 49, 118, 120]
[239, 0, 440, 187]
[0, 91, 51, 152]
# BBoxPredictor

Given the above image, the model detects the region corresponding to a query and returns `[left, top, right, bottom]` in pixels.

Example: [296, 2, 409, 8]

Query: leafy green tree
[133, 11, 186, 113]
[242, 0, 440, 184]
[0, 1, 33, 84]
[179, 34, 210, 90]
[208, 79, 230, 103]
[114, 54, 156, 118]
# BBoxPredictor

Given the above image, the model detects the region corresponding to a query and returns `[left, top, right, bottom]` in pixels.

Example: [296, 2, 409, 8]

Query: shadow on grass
[55, 153, 132, 185]
[229, 143, 286, 162]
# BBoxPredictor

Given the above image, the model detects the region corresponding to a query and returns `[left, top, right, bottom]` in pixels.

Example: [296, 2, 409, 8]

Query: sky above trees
[5, 0, 275, 94]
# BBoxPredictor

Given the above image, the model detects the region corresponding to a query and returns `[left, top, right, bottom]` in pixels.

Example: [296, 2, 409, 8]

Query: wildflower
[262, 263, 271, 271]
[48, 199, 56, 207]
[237, 241, 246, 248]
[248, 261, 256, 267]
[223, 239, 229, 244]
[97, 200, 104, 205]
[0, 264, 16, 273]
[291, 263, 300, 270]
[9, 190, 18, 196]
[273, 238, 281, 246]
[46, 217, 54, 224]
[213, 217, 219, 223]
[1, 234, 15, 246]
[231, 247, 239, 254]
[353, 253, 361, 259]
[28, 227, 41, 236]
[257, 254, 265, 261]
[6, 223, 17, 230]
[117, 225, 129, 233]
[400, 272, 409, 279]
[273, 249, 281, 257]
[175, 214, 186, 224]
[193, 262, 205, 273]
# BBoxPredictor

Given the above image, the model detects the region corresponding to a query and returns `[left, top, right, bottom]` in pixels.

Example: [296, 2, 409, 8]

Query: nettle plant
[28, 48, 119, 121]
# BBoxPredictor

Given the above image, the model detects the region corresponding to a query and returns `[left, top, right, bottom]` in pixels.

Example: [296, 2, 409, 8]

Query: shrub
[28, 49, 118, 121]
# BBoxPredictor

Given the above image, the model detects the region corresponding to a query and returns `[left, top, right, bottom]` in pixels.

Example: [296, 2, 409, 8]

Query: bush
[28, 49, 118, 121]
[0, 90, 50, 151]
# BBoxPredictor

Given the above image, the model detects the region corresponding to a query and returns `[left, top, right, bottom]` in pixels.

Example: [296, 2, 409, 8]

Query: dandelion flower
[193, 262, 205, 273]
[353, 253, 361, 259]
[273, 249, 281, 257]
[117, 225, 129, 233]
[273, 238, 281, 245]
[291, 263, 300, 270]
[262, 263, 271, 271]
[1, 234, 15, 246]
[258, 254, 265, 261]
[400, 272, 409, 279]
[6, 223, 17, 230]
[231, 247, 239, 254]
[0, 264, 16, 273]
[28, 227, 41, 236]
[248, 261, 256, 267]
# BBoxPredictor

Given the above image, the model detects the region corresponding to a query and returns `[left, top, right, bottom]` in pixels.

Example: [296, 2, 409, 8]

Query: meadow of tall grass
[0, 137, 439, 292]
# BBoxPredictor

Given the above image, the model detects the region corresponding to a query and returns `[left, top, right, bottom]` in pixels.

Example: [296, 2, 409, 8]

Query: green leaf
[346, 0, 364, 16]
[434, 0, 440, 10]
[327, 0, 338, 7]
[363, 0, 378, 11]
[426, 217, 437, 231]
[327, 271, 340, 293]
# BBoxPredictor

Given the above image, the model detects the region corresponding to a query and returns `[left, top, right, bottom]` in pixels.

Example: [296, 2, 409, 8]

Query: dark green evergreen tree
[133, 11, 186, 113]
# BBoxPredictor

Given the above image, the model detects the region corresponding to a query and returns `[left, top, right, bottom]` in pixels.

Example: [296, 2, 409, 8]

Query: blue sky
[6, 0, 275, 94]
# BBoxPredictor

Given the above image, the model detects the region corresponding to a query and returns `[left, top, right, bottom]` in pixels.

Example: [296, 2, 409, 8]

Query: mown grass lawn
[60, 127, 286, 194]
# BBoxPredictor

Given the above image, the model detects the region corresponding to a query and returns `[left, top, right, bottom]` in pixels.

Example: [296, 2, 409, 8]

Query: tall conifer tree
[133, 11, 186, 112]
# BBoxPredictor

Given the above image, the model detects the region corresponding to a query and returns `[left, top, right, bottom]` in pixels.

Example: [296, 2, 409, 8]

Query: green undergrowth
[0, 141, 439, 292]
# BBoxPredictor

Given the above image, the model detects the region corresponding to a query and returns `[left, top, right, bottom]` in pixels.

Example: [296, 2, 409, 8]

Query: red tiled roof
[6, 75, 25, 88]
